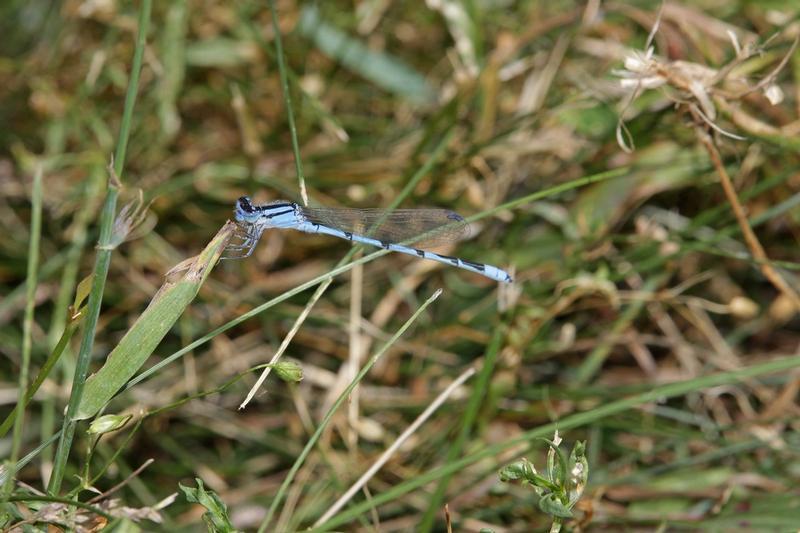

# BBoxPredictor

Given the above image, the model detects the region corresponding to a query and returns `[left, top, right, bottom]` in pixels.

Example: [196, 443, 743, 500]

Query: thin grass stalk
[418, 324, 506, 531]
[345, 254, 364, 450]
[0, 433, 60, 489]
[0, 315, 80, 438]
[257, 288, 444, 532]
[47, 0, 152, 494]
[0, 253, 68, 319]
[314, 365, 477, 527]
[268, 0, 308, 206]
[128, 167, 627, 392]
[699, 132, 800, 308]
[239, 277, 334, 409]
[310, 353, 800, 531]
[2, 165, 43, 500]
[6, 494, 115, 522]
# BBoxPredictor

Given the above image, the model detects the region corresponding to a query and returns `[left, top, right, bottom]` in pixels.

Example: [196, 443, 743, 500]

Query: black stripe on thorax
[264, 208, 294, 219]
[238, 197, 295, 213]
[256, 203, 294, 212]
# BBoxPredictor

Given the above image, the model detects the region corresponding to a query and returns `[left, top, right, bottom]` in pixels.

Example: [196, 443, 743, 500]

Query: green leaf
[557, 104, 618, 138]
[538, 493, 573, 519]
[75, 224, 232, 419]
[498, 458, 553, 495]
[542, 438, 569, 487]
[180, 478, 239, 533]
[499, 460, 532, 482]
[73, 274, 95, 310]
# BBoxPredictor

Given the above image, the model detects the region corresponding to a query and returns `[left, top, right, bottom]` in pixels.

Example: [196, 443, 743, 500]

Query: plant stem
[2, 165, 43, 500]
[269, 0, 308, 206]
[698, 130, 800, 309]
[47, 0, 152, 495]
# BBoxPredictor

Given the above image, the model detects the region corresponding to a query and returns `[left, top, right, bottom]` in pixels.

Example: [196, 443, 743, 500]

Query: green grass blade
[74, 223, 234, 420]
[0, 310, 81, 439]
[269, 0, 308, 206]
[47, 0, 152, 494]
[2, 164, 43, 500]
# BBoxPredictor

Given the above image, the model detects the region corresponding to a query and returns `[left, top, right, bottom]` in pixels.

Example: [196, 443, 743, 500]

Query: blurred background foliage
[2, 0, 800, 530]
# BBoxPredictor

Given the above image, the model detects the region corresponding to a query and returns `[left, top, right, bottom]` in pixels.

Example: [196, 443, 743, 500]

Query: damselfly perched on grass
[226, 197, 513, 283]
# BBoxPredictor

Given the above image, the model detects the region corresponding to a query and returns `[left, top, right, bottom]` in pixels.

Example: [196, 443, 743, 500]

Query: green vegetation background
[2, 0, 800, 531]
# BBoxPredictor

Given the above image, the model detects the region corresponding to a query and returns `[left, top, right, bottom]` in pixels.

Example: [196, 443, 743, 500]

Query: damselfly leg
[223, 222, 263, 259]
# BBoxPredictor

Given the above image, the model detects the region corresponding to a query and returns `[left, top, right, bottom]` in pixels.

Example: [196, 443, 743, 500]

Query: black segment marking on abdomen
[344, 231, 353, 241]
[381, 241, 390, 249]
[438, 254, 461, 266]
[461, 259, 485, 272]
[415, 249, 425, 257]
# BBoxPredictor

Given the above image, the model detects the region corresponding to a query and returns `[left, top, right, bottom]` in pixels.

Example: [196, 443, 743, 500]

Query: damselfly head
[234, 196, 259, 223]
[237, 196, 254, 211]
[234, 196, 298, 226]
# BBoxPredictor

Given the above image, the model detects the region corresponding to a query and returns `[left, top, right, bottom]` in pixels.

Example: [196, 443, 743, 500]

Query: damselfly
[226, 196, 513, 283]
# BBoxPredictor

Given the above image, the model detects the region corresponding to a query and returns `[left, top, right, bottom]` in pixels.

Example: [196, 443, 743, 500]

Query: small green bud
[499, 458, 537, 483]
[272, 361, 303, 383]
[499, 461, 528, 482]
[88, 414, 132, 435]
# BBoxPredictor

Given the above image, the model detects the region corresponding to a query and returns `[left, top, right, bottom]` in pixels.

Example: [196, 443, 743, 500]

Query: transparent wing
[300, 206, 469, 247]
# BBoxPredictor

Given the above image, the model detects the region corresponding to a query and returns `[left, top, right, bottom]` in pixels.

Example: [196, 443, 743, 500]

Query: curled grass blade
[74, 222, 235, 420]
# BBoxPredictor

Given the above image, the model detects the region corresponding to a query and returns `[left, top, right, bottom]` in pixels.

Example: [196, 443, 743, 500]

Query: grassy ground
[2, 0, 800, 531]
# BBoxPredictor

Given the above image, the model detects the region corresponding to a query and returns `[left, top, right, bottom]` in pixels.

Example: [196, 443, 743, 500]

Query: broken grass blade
[75, 222, 235, 420]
